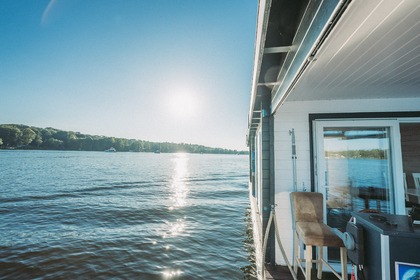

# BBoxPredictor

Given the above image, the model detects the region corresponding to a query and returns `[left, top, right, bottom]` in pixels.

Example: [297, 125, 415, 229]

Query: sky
[0, 0, 257, 151]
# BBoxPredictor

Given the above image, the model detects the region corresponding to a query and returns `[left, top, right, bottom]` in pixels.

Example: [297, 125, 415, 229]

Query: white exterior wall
[273, 97, 420, 265]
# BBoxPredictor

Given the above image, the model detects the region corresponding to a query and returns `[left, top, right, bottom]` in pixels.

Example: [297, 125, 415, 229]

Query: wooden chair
[413, 173, 420, 190]
[291, 192, 348, 280]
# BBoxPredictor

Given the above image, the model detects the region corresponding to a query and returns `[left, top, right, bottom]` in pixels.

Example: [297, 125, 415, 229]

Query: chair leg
[294, 231, 299, 275]
[306, 245, 312, 280]
[317, 246, 323, 279]
[340, 247, 348, 280]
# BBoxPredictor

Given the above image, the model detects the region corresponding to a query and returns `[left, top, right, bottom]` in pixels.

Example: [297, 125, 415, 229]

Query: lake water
[326, 158, 392, 212]
[0, 150, 255, 279]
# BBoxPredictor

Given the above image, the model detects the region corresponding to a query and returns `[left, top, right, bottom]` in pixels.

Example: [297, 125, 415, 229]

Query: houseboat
[247, 0, 420, 279]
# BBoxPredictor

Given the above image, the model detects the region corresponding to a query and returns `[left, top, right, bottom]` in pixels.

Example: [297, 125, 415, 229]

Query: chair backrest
[291, 192, 324, 223]
[404, 173, 409, 200]
[413, 173, 420, 190]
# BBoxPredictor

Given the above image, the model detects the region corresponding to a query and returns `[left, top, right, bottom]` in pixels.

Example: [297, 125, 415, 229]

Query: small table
[407, 188, 420, 204]
[351, 186, 387, 211]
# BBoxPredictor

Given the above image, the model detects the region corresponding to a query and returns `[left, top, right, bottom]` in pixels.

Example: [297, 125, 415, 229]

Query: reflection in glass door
[314, 120, 403, 262]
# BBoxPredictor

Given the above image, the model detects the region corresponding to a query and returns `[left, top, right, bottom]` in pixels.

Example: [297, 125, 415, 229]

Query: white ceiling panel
[288, 0, 420, 101]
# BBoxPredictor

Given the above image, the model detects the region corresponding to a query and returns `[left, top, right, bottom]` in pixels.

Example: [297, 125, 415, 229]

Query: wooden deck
[265, 264, 345, 280]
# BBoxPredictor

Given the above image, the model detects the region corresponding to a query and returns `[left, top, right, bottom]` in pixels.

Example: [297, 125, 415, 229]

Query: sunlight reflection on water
[162, 269, 183, 278]
[169, 153, 190, 210]
[163, 153, 190, 277]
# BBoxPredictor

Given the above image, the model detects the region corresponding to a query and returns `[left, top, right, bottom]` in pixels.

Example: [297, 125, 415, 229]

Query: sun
[167, 89, 198, 119]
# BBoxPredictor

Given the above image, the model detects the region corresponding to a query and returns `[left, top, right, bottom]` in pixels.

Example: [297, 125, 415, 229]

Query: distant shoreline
[0, 124, 248, 155]
[0, 148, 248, 155]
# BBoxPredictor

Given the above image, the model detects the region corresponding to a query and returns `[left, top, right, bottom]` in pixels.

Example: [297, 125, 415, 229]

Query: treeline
[0, 124, 247, 154]
[326, 149, 387, 159]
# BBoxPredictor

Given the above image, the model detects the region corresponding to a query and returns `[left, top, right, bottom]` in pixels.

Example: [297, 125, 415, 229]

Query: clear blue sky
[0, 0, 257, 151]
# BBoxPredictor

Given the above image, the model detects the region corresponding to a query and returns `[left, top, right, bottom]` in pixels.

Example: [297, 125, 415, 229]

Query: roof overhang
[248, 0, 347, 136]
[248, 0, 420, 139]
[248, 0, 272, 134]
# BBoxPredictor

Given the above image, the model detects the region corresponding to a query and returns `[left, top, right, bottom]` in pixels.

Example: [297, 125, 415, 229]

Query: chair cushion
[291, 192, 324, 223]
[296, 222, 344, 247]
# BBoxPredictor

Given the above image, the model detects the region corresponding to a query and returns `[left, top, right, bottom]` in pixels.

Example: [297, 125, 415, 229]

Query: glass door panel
[314, 120, 403, 262]
[324, 127, 393, 216]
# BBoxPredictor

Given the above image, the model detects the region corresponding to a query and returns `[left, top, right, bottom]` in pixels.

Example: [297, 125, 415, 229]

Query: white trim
[391, 124, 405, 214]
[255, 126, 263, 218]
[397, 117, 420, 123]
[381, 234, 390, 280]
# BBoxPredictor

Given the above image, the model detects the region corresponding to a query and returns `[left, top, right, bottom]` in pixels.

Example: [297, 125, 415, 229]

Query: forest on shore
[325, 149, 387, 159]
[0, 124, 247, 154]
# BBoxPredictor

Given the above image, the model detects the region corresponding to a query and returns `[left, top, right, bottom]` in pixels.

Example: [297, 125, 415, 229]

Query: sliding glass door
[314, 120, 404, 261]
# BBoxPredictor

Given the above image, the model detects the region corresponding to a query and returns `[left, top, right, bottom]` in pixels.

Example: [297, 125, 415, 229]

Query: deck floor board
[265, 264, 345, 280]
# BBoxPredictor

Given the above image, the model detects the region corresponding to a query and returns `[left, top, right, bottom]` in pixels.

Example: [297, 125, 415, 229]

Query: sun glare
[167, 89, 197, 119]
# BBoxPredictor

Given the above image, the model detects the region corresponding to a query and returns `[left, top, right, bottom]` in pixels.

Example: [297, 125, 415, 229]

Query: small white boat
[104, 147, 116, 152]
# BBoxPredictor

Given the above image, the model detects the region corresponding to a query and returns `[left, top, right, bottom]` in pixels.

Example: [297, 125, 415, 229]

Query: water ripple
[0, 151, 252, 279]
